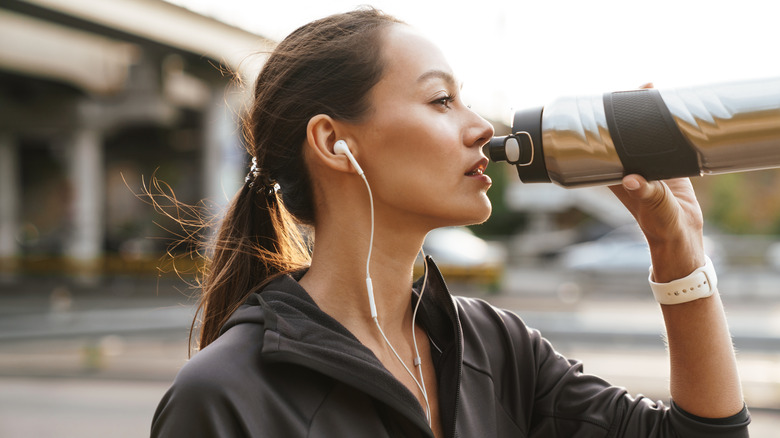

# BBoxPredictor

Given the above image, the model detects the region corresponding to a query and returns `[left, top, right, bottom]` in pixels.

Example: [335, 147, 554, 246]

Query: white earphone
[334, 139, 364, 176]
[332, 138, 431, 424]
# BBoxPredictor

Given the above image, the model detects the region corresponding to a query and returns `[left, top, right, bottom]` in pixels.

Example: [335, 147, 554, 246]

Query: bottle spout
[484, 136, 511, 163]
[484, 133, 534, 166]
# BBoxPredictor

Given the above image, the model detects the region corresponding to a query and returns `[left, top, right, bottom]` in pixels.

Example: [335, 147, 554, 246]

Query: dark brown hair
[193, 8, 403, 350]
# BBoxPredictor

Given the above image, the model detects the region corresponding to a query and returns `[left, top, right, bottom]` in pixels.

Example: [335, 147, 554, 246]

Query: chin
[474, 196, 493, 223]
[470, 209, 492, 226]
[452, 200, 492, 227]
[419, 194, 492, 229]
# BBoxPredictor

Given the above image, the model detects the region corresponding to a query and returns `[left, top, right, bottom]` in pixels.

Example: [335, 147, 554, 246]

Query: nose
[465, 110, 495, 149]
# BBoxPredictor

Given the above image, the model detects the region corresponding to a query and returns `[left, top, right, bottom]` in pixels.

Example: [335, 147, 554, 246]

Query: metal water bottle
[486, 77, 780, 187]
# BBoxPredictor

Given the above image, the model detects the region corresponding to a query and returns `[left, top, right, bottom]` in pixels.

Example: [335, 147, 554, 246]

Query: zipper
[422, 256, 463, 438]
[448, 305, 463, 438]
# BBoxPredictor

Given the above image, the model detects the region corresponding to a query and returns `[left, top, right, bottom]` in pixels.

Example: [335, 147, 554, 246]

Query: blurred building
[0, 0, 273, 280]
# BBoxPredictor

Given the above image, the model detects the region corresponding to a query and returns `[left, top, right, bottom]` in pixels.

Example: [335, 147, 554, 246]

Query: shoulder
[151, 321, 268, 437]
[453, 296, 555, 374]
[454, 295, 541, 347]
[184, 322, 264, 385]
[170, 297, 274, 391]
[452, 295, 582, 396]
[151, 295, 338, 437]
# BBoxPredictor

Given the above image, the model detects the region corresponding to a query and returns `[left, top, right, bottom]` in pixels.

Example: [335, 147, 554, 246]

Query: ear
[306, 114, 354, 174]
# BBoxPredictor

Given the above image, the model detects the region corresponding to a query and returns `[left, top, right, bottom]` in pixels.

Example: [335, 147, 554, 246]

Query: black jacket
[152, 259, 750, 437]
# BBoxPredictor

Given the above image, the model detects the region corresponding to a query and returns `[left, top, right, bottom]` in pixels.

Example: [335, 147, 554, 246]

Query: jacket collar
[230, 256, 462, 436]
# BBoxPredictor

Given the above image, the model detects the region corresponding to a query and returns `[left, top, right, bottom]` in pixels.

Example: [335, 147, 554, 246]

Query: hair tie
[245, 157, 280, 199]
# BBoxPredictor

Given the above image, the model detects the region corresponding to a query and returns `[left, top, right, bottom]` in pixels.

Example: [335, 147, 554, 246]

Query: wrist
[649, 255, 716, 305]
[647, 237, 705, 283]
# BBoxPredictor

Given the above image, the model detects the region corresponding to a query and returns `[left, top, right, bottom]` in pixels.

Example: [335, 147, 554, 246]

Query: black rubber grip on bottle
[603, 89, 700, 181]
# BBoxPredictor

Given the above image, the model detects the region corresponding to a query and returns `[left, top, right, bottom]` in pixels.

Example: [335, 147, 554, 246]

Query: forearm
[651, 246, 744, 418]
[610, 174, 745, 419]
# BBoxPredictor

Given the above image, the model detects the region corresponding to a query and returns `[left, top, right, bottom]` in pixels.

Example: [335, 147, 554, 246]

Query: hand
[609, 174, 705, 282]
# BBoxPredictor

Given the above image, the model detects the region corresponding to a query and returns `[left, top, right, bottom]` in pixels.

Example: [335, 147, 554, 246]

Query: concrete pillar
[203, 86, 246, 207]
[0, 133, 19, 278]
[65, 126, 104, 278]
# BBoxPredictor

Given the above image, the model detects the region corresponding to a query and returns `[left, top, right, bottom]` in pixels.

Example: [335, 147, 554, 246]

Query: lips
[465, 158, 488, 176]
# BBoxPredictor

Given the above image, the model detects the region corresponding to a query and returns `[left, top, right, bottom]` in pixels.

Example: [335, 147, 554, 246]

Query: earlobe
[306, 115, 354, 173]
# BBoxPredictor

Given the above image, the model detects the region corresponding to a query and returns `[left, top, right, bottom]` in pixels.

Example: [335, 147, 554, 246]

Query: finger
[620, 174, 667, 207]
[638, 82, 654, 89]
[608, 174, 645, 197]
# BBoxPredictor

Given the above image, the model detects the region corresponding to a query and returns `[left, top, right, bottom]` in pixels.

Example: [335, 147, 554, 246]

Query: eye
[431, 94, 455, 110]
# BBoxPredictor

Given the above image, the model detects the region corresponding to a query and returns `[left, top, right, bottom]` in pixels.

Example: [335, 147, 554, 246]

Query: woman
[152, 8, 750, 437]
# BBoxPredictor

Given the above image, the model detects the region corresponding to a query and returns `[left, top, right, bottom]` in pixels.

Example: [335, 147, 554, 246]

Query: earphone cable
[359, 172, 431, 424]
[411, 248, 430, 409]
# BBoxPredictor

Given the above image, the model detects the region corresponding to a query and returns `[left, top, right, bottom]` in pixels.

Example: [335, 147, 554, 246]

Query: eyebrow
[417, 70, 459, 88]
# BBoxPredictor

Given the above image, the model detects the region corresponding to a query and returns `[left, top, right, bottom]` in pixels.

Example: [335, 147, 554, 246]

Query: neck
[300, 210, 427, 342]
[301, 169, 437, 427]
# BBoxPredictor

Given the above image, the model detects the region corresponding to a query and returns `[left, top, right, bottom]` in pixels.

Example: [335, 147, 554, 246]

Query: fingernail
[624, 178, 640, 191]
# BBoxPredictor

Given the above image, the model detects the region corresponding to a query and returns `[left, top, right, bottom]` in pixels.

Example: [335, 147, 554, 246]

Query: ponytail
[193, 181, 309, 351]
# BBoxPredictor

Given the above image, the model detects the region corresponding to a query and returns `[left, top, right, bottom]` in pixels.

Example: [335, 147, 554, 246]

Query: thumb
[622, 174, 666, 205]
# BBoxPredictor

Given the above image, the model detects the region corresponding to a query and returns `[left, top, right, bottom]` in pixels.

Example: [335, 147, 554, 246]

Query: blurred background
[0, 0, 778, 436]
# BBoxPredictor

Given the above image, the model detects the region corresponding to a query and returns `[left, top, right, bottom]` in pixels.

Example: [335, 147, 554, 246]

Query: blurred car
[558, 225, 653, 273]
[415, 227, 506, 289]
[557, 224, 723, 296]
[767, 241, 780, 269]
[560, 225, 723, 272]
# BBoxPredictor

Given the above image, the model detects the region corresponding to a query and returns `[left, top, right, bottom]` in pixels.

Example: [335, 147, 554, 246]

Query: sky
[167, 0, 779, 123]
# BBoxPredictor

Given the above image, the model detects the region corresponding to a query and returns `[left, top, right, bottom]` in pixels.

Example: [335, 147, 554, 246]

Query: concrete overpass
[0, 0, 273, 280]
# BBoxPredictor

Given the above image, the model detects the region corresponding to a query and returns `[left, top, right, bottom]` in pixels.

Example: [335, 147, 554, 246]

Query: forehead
[378, 24, 454, 89]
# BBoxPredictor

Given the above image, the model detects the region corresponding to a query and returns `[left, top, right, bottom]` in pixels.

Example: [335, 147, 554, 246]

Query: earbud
[334, 140, 364, 176]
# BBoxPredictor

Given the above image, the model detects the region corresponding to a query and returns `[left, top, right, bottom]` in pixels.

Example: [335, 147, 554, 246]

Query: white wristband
[649, 256, 717, 305]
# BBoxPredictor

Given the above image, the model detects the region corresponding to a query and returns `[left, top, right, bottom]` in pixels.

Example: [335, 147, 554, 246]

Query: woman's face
[349, 24, 495, 232]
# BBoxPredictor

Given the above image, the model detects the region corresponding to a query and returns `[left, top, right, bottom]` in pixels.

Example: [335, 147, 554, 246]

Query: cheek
[359, 107, 464, 200]
[369, 139, 453, 190]
[370, 103, 454, 145]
